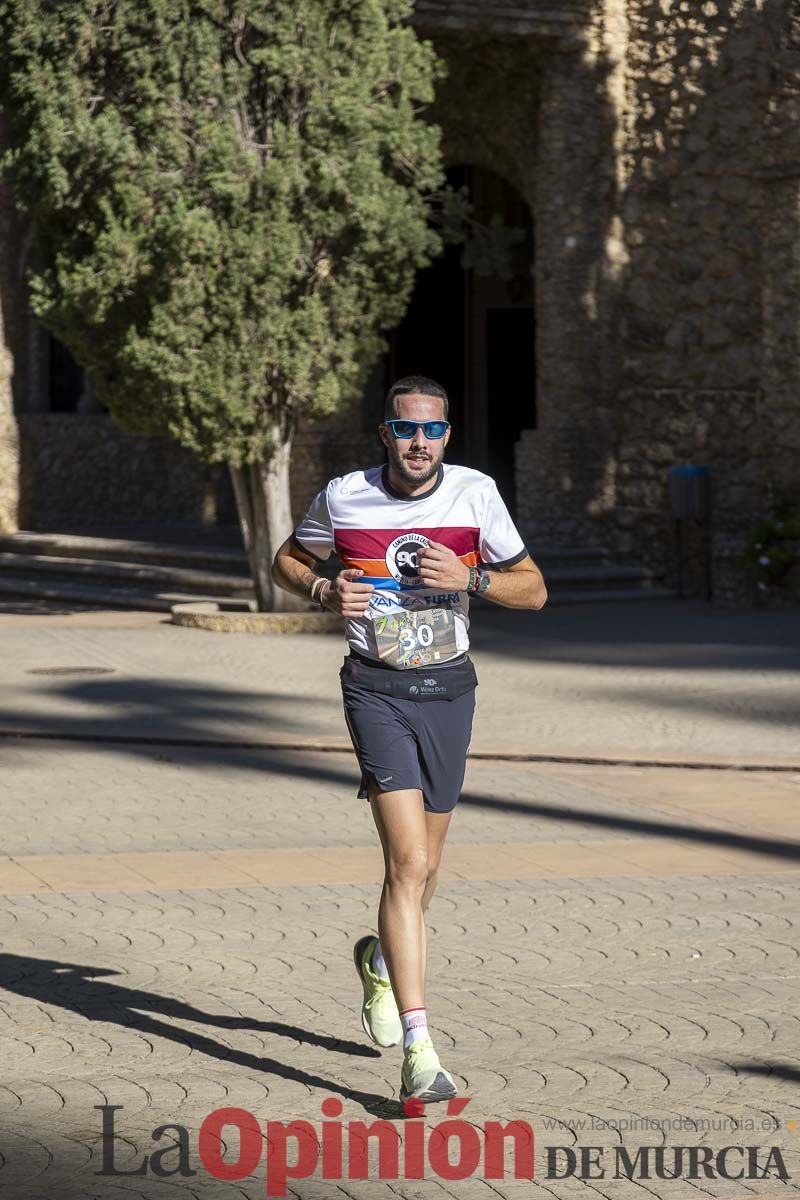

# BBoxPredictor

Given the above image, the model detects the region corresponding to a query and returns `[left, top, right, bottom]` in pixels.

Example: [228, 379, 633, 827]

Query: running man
[271, 375, 547, 1102]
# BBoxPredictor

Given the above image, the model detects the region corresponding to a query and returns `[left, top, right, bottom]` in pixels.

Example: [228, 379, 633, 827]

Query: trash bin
[669, 464, 712, 600]
[669, 464, 711, 521]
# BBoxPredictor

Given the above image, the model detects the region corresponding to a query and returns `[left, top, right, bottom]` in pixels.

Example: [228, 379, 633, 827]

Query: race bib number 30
[372, 606, 459, 669]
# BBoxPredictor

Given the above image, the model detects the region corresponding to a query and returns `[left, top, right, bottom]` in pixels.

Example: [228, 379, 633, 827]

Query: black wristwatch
[474, 566, 491, 595]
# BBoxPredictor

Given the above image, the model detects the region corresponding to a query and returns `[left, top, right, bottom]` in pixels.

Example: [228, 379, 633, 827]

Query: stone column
[517, 6, 627, 548]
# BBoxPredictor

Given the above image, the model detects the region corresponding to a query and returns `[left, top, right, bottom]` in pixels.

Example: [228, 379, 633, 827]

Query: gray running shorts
[340, 659, 476, 814]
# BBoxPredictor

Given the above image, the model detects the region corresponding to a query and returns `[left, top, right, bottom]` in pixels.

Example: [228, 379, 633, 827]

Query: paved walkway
[1, 598, 799, 766]
[0, 599, 799, 1198]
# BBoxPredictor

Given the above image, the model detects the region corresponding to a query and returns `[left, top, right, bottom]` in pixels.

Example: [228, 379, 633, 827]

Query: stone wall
[515, 0, 800, 606]
[759, 13, 800, 525]
[7, 410, 377, 534]
[621, 0, 769, 392]
[291, 426, 380, 516]
[609, 0, 799, 604]
[610, 387, 767, 605]
[13, 415, 235, 530]
[514, 8, 627, 550]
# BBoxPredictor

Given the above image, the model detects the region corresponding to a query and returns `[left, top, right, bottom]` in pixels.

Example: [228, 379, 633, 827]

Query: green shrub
[744, 505, 800, 589]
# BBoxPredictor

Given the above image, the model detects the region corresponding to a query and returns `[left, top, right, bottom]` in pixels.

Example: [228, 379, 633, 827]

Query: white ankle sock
[371, 939, 390, 980]
[399, 1006, 428, 1050]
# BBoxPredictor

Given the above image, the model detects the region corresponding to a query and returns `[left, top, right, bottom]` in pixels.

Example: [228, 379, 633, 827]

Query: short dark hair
[384, 375, 448, 421]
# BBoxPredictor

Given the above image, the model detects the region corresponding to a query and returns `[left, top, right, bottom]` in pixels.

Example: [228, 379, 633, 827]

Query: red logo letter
[484, 1120, 534, 1179]
[199, 1107, 262, 1181]
[428, 1101, 481, 1181]
[266, 1120, 319, 1197]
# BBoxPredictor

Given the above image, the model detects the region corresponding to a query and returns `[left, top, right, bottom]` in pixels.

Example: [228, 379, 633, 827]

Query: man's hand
[323, 567, 375, 617]
[417, 539, 471, 591]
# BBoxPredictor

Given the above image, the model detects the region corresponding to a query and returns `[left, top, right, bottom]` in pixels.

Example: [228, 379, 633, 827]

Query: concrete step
[0, 528, 670, 612]
[0, 530, 248, 572]
[542, 563, 651, 587]
[521, 544, 610, 568]
[0, 574, 257, 613]
[0, 552, 253, 598]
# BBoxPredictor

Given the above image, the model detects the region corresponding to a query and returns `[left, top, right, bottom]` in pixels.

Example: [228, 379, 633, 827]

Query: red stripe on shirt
[334, 527, 479, 561]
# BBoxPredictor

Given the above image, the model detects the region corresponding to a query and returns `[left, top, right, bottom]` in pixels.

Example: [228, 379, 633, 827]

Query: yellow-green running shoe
[400, 1037, 458, 1103]
[353, 934, 402, 1048]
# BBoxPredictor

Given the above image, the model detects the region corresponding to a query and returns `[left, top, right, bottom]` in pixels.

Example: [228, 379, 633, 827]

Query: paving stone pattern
[0, 874, 798, 1199]
[0, 739, 799, 1198]
[0, 605, 799, 1198]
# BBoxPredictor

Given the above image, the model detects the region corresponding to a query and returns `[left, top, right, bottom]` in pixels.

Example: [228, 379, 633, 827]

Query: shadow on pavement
[458, 790, 800, 863]
[0, 952, 403, 1118]
[0, 677, 797, 864]
[578, 679, 800, 732]
[736, 1061, 800, 1084]
[4, 675, 336, 738]
[0, 676, 360, 784]
[470, 599, 800, 674]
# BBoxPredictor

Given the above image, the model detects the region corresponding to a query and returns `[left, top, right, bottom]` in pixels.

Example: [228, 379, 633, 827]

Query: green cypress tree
[0, 1, 451, 608]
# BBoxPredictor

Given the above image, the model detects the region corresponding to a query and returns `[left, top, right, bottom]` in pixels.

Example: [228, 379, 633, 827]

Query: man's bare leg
[368, 785, 453, 1014]
[367, 782, 459, 1099]
[369, 785, 427, 1013]
[418, 808, 453, 978]
[422, 808, 453, 913]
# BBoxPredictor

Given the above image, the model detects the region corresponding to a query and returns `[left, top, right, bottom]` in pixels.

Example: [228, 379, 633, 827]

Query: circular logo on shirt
[386, 533, 429, 584]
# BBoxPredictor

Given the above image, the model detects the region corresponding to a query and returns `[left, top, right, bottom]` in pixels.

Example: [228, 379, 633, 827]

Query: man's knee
[385, 847, 428, 890]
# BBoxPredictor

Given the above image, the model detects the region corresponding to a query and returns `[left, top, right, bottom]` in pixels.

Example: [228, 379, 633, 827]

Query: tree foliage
[0, 0, 447, 464]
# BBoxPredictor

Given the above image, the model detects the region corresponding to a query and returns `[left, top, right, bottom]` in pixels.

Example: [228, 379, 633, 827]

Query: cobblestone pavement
[0, 603, 799, 1199]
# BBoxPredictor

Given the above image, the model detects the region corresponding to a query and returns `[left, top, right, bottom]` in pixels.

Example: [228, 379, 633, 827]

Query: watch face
[477, 569, 491, 593]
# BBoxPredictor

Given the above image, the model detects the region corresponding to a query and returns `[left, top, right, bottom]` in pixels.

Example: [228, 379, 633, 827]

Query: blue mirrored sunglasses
[385, 419, 450, 440]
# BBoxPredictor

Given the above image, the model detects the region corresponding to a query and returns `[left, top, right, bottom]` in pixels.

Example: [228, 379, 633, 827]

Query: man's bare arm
[271, 536, 320, 601]
[482, 554, 547, 610]
[271, 538, 374, 616]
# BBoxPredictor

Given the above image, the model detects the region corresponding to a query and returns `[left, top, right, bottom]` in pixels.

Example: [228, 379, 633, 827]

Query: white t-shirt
[292, 462, 528, 664]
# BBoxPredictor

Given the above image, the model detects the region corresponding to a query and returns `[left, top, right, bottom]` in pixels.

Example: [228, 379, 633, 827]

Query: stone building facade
[1, 0, 798, 604]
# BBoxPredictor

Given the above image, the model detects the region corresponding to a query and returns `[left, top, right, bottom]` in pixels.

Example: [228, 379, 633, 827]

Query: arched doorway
[386, 164, 535, 513]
